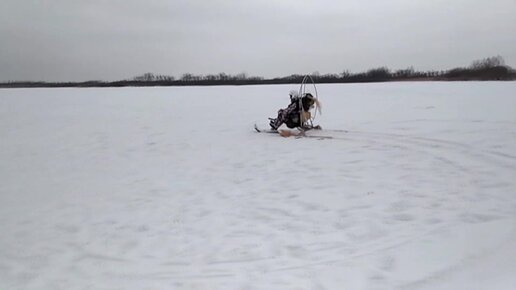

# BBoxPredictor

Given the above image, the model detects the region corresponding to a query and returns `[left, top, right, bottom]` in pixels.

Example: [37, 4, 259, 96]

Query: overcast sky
[1, 0, 515, 82]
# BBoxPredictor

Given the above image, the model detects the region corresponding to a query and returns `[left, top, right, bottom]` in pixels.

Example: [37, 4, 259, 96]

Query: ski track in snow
[1, 82, 516, 290]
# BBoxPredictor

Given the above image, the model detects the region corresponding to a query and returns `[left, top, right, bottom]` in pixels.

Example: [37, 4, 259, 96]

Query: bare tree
[470, 55, 505, 69]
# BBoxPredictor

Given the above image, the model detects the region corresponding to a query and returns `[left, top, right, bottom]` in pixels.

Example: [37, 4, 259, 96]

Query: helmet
[289, 90, 299, 99]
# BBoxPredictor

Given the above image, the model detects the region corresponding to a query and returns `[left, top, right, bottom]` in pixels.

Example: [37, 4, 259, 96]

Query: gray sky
[1, 0, 515, 82]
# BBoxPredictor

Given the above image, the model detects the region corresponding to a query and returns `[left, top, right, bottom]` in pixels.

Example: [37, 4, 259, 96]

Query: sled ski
[254, 124, 333, 139]
[254, 124, 278, 134]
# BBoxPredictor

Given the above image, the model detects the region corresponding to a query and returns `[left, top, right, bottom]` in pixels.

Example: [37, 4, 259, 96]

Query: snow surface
[1, 82, 516, 290]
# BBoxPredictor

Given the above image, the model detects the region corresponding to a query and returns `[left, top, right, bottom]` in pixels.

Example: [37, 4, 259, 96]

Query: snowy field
[1, 82, 516, 290]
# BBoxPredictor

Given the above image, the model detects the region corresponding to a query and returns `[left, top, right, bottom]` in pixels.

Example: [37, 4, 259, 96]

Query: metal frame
[298, 75, 319, 128]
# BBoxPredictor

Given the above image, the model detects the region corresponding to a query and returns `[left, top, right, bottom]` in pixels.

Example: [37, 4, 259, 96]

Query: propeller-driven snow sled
[256, 75, 322, 135]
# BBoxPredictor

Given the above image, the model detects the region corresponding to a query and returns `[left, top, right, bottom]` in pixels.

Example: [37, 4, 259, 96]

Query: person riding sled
[269, 90, 321, 130]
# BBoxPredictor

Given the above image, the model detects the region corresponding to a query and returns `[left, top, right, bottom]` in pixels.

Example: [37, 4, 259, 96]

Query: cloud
[1, 0, 515, 81]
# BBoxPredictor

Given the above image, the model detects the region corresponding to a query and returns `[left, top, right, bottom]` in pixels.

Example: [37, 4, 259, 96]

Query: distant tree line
[1, 56, 515, 88]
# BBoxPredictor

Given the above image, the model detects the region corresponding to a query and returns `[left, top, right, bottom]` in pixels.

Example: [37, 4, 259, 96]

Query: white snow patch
[1, 82, 516, 289]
